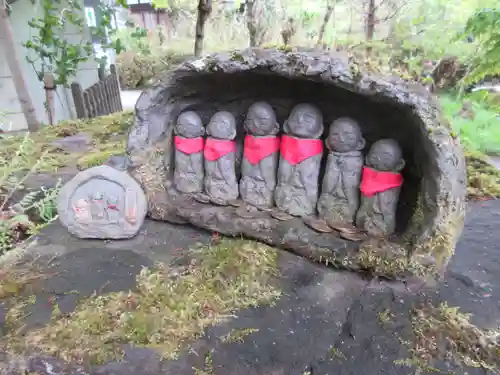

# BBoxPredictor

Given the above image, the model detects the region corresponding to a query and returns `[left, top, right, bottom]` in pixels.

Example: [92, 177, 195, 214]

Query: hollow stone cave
[126, 48, 467, 278]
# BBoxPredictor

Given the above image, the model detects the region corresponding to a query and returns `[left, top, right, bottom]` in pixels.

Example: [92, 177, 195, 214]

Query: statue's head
[175, 111, 204, 138]
[284, 103, 323, 138]
[206, 111, 237, 140]
[244, 102, 279, 136]
[366, 139, 405, 172]
[107, 195, 118, 204]
[91, 192, 104, 200]
[327, 117, 365, 152]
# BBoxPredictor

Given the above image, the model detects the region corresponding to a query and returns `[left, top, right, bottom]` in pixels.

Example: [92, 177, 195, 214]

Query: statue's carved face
[286, 104, 323, 138]
[175, 111, 204, 138]
[107, 196, 118, 205]
[327, 118, 365, 152]
[244, 102, 278, 136]
[367, 139, 405, 172]
[207, 111, 237, 140]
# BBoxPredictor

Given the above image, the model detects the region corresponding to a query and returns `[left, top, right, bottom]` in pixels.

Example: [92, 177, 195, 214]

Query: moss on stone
[230, 51, 246, 63]
[2, 239, 280, 364]
[402, 193, 425, 248]
[76, 150, 116, 170]
[404, 302, 500, 372]
[0, 112, 133, 173]
[412, 219, 459, 272]
[465, 150, 500, 198]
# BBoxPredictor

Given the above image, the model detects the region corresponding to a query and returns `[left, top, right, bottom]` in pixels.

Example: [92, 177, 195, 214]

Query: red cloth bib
[360, 166, 403, 197]
[244, 135, 281, 165]
[204, 138, 236, 161]
[174, 136, 204, 154]
[280, 135, 323, 165]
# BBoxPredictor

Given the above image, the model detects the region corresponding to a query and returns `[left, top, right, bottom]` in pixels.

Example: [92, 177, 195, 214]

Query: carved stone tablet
[57, 165, 147, 239]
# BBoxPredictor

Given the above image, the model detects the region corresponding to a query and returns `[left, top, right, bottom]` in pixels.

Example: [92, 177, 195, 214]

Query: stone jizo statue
[89, 192, 105, 220]
[173, 111, 205, 198]
[238, 102, 280, 217]
[316, 117, 365, 231]
[201, 111, 239, 205]
[73, 198, 91, 223]
[58, 165, 147, 239]
[273, 103, 324, 220]
[356, 139, 405, 237]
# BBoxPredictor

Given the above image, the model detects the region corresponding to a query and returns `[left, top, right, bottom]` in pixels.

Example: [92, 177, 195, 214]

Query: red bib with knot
[204, 138, 236, 161]
[174, 136, 204, 154]
[244, 135, 281, 165]
[280, 135, 323, 165]
[360, 166, 403, 197]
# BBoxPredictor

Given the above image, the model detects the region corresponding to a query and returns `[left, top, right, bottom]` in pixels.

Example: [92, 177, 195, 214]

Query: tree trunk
[0, 7, 39, 132]
[246, 0, 257, 47]
[194, 0, 212, 57]
[316, 2, 335, 48]
[347, 1, 354, 36]
[365, 0, 376, 56]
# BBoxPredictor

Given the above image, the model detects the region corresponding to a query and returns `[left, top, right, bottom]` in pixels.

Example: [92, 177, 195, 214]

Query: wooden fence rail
[71, 64, 123, 119]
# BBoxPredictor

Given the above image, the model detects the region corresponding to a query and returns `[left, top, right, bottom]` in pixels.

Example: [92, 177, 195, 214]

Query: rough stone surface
[57, 165, 147, 239]
[0, 200, 498, 375]
[104, 154, 130, 171]
[51, 133, 92, 153]
[126, 48, 467, 274]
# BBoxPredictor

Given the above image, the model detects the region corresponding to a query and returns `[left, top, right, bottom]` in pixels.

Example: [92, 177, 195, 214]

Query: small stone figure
[202, 111, 238, 205]
[238, 102, 280, 217]
[356, 139, 405, 238]
[316, 118, 365, 231]
[106, 196, 119, 222]
[73, 199, 91, 223]
[89, 192, 105, 220]
[57, 165, 148, 239]
[273, 103, 324, 219]
[173, 111, 205, 196]
[124, 188, 138, 225]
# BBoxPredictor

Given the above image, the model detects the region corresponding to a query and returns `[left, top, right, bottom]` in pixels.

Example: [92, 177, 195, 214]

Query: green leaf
[152, 0, 169, 9]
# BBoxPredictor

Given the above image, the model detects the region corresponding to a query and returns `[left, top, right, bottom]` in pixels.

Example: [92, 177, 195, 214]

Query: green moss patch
[2, 239, 280, 364]
[0, 111, 134, 174]
[400, 302, 500, 372]
[465, 150, 500, 198]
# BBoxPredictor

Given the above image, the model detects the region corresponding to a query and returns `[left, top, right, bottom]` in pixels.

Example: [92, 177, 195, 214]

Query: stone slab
[57, 165, 147, 239]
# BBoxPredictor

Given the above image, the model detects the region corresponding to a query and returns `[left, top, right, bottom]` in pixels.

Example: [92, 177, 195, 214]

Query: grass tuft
[465, 150, 500, 198]
[0, 111, 134, 173]
[441, 95, 500, 155]
[3, 239, 280, 365]
[402, 302, 500, 372]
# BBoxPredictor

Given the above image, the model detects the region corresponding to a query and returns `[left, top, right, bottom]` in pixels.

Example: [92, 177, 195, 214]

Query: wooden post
[0, 6, 40, 131]
[43, 73, 55, 126]
[98, 62, 106, 81]
[110, 64, 123, 111]
[71, 82, 87, 119]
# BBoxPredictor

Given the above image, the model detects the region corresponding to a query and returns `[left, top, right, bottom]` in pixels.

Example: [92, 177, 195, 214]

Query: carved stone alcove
[126, 48, 467, 278]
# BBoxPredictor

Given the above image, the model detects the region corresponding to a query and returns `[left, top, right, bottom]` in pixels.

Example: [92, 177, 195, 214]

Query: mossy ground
[0, 111, 134, 174]
[0, 239, 281, 365]
[465, 150, 500, 198]
[398, 302, 500, 373]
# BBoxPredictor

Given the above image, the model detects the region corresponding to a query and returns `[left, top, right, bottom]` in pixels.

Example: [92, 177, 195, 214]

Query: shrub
[441, 94, 500, 155]
[116, 50, 190, 90]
